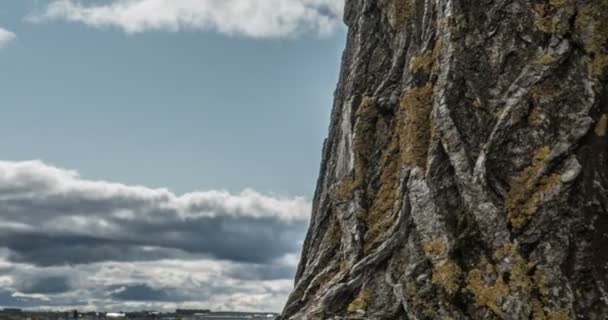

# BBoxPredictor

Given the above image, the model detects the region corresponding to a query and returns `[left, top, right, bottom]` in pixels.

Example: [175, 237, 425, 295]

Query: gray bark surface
[280, 0, 608, 319]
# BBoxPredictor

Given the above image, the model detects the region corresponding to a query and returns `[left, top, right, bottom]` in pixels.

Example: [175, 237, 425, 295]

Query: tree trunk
[279, 0, 608, 319]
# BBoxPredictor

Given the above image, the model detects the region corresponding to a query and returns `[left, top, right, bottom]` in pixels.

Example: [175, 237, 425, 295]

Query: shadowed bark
[280, 0, 608, 319]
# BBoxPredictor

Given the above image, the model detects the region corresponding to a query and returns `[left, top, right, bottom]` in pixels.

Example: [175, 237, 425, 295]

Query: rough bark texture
[279, 0, 608, 319]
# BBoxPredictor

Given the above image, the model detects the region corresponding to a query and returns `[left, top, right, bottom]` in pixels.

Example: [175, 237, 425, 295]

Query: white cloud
[31, 0, 344, 38]
[0, 27, 16, 48]
[0, 160, 311, 265]
[0, 160, 309, 311]
[0, 256, 296, 312]
[0, 160, 310, 222]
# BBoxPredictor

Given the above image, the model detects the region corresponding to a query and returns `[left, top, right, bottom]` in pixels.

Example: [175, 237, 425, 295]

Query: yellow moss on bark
[466, 244, 561, 317]
[432, 260, 462, 295]
[534, 4, 559, 34]
[409, 53, 434, 74]
[362, 107, 402, 253]
[338, 96, 409, 253]
[506, 146, 561, 229]
[325, 220, 342, 245]
[364, 83, 435, 252]
[466, 266, 509, 316]
[422, 238, 448, 257]
[536, 53, 556, 65]
[360, 42, 441, 254]
[336, 96, 378, 202]
[404, 282, 423, 306]
[532, 303, 571, 320]
[379, 0, 413, 29]
[529, 107, 544, 127]
[409, 39, 443, 74]
[399, 83, 434, 168]
[530, 81, 558, 103]
[353, 97, 379, 179]
[547, 309, 570, 320]
[533, 0, 573, 35]
[315, 267, 339, 290]
[347, 287, 372, 313]
[575, 3, 608, 78]
[364, 156, 401, 252]
[531, 299, 546, 320]
[494, 243, 537, 293]
[533, 269, 550, 296]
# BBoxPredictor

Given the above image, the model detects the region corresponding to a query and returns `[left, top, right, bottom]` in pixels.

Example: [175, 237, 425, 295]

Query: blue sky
[0, 0, 345, 196]
[0, 0, 345, 312]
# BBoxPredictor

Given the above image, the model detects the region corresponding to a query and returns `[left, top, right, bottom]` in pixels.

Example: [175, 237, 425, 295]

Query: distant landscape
[0, 308, 278, 320]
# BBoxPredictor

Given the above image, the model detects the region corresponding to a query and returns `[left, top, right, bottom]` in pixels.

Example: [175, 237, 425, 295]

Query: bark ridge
[280, 0, 608, 319]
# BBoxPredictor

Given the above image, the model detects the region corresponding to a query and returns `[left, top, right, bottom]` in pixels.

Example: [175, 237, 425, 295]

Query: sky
[0, 0, 345, 313]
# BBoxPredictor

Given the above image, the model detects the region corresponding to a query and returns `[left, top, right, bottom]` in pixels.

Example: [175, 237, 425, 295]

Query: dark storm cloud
[226, 263, 297, 281]
[0, 160, 310, 266]
[0, 160, 305, 311]
[1, 232, 187, 266]
[17, 276, 71, 294]
[0, 290, 40, 308]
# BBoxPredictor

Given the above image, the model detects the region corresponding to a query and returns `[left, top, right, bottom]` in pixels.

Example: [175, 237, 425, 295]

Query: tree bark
[280, 0, 608, 319]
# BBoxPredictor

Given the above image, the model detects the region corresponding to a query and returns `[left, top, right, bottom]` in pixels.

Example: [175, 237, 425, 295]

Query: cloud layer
[31, 0, 344, 38]
[0, 27, 16, 48]
[0, 160, 310, 311]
